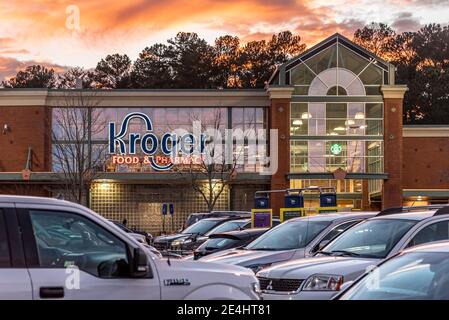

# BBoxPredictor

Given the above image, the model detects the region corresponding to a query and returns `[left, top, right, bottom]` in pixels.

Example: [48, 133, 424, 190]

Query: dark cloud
[391, 12, 422, 33]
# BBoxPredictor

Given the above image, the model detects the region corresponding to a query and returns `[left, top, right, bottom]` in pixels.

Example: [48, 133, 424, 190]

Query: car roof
[189, 211, 250, 216]
[220, 218, 251, 223]
[201, 216, 248, 222]
[286, 211, 378, 223]
[370, 210, 436, 221]
[0, 195, 85, 210]
[403, 240, 449, 254]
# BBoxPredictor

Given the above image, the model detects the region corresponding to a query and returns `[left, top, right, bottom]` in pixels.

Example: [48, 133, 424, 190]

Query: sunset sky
[0, 0, 448, 80]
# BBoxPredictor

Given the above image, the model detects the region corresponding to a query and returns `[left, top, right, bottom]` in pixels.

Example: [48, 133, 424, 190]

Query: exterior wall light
[2, 124, 10, 134]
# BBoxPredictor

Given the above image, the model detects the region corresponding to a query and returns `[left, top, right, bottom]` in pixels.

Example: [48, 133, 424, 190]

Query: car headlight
[248, 263, 272, 274]
[251, 282, 261, 295]
[172, 239, 192, 247]
[302, 274, 344, 291]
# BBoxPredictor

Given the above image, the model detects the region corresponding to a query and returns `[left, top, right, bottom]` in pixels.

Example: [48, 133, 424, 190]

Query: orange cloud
[0, 0, 447, 71]
[0, 55, 66, 82]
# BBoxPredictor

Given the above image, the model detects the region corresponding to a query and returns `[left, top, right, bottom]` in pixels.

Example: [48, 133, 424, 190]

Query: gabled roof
[269, 33, 393, 86]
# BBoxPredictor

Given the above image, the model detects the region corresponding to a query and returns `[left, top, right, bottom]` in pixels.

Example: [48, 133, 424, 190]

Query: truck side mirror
[131, 247, 152, 278]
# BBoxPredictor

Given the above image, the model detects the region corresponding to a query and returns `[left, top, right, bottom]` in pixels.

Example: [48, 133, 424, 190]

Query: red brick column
[267, 87, 294, 217]
[381, 85, 408, 209]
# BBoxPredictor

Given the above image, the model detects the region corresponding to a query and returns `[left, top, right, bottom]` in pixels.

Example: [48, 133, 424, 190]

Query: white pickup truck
[0, 195, 260, 300]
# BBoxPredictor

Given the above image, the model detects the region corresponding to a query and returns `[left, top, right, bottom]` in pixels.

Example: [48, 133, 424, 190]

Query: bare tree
[172, 108, 259, 212]
[51, 91, 106, 206]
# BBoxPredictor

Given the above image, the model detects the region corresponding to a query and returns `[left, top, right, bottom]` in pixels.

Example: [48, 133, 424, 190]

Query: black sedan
[193, 228, 268, 260]
[153, 216, 249, 253]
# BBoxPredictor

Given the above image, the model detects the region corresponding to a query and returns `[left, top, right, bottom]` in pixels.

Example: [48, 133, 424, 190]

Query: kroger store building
[0, 34, 448, 233]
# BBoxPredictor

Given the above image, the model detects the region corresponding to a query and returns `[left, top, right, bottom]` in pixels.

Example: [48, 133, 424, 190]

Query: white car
[0, 195, 260, 300]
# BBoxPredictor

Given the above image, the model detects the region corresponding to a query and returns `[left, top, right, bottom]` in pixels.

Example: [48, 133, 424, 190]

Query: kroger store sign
[108, 112, 210, 171]
[108, 112, 277, 174]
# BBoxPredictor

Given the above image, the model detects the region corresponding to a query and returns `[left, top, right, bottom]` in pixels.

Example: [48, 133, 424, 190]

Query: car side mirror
[131, 247, 152, 278]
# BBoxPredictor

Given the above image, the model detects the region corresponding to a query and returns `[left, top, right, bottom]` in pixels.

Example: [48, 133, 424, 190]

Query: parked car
[257, 205, 449, 300]
[108, 220, 153, 245]
[194, 228, 269, 260]
[184, 211, 250, 229]
[200, 212, 377, 272]
[336, 241, 449, 300]
[0, 195, 260, 300]
[205, 218, 280, 236]
[153, 216, 250, 253]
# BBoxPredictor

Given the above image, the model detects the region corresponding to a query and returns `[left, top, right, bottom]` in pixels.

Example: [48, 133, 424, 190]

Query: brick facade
[0, 105, 51, 196]
[0, 106, 51, 172]
[402, 137, 449, 189]
[382, 97, 404, 209]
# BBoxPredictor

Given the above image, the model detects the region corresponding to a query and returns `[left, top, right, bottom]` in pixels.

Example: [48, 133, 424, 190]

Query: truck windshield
[323, 219, 417, 259]
[246, 219, 331, 250]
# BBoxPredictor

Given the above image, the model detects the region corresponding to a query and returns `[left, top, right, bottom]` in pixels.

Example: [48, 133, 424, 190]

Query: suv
[336, 240, 449, 300]
[0, 195, 259, 300]
[153, 216, 251, 253]
[200, 212, 377, 272]
[258, 205, 449, 300]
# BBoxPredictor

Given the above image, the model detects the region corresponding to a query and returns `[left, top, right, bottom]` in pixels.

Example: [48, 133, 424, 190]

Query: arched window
[327, 86, 347, 96]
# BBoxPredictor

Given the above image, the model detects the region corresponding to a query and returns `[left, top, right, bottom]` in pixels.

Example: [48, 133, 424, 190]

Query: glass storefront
[288, 40, 387, 209]
[51, 106, 268, 232]
[52, 106, 268, 174]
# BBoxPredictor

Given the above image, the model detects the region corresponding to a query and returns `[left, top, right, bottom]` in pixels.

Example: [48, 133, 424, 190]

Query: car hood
[257, 256, 380, 281]
[199, 248, 300, 267]
[129, 233, 147, 242]
[153, 256, 257, 285]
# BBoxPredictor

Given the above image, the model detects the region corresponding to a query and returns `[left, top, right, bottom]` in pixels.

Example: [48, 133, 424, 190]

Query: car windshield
[323, 219, 417, 259]
[185, 215, 203, 228]
[198, 237, 240, 250]
[341, 252, 449, 300]
[205, 220, 247, 236]
[246, 219, 332, 250]
[181, 219, 220, 235]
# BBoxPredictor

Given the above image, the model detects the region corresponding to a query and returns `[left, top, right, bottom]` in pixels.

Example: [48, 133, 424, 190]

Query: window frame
[309, 219, 362, 254]
[405, 218, 449, 249]
[0, 209, 12, 268]
[17, 208, 148, 279]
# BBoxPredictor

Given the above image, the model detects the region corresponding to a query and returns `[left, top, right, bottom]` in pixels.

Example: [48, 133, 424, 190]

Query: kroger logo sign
[108, 112, 278, 175]
[109, 112, 209, 171]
